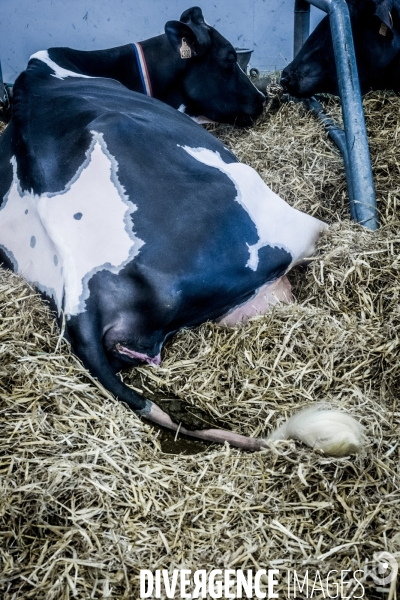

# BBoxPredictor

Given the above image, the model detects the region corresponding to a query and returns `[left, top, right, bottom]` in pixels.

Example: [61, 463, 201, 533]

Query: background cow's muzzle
[280, 68, 298, 95]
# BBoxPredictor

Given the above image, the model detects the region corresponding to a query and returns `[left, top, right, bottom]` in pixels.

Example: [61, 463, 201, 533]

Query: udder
[217, 275, 292, 327]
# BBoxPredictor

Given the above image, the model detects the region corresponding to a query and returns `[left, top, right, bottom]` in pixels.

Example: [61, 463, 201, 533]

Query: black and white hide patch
[0, 132, 144, 316]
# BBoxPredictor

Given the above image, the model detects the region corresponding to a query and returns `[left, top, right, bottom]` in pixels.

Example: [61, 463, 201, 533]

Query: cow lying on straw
[0, 12, 363, 456]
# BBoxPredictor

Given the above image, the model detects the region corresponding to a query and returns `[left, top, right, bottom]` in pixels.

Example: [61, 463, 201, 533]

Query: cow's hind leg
[64, 312, 272, 449]
[66, 314, 363, 456]
[66, 312, 148, 412]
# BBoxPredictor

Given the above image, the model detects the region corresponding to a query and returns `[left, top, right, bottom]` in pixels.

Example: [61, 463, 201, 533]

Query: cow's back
[2, 59, 323, 326]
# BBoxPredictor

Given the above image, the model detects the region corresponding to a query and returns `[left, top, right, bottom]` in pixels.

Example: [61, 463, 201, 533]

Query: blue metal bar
[301, 0, 378, 229]
[293, 3, 357, 218]
[302, 97, 356, 220]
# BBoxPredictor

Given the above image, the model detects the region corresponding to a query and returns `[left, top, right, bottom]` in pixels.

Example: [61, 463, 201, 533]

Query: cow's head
[165, 7, 266, 126]
[280, 0, 400, 97]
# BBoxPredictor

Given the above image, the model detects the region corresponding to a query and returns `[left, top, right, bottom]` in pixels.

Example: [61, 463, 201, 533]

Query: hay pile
[0, 92, 400, 599]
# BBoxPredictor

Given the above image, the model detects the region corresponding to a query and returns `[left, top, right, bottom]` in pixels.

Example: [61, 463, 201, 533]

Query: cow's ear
[180, 7, 205, 25]
[165, 21, 198, 58]
[179, 7, 211, 54]
[165, 20, 210, 58]
[374, 0, 394, 35]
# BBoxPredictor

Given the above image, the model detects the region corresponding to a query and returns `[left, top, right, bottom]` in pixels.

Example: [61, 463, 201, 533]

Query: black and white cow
[281, 0, 400, 97]
[29, 6, 265, 127]
[0, 38, 362, 454]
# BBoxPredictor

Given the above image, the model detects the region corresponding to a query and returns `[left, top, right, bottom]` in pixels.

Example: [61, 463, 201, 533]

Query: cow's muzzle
[280, 69, 296, 93]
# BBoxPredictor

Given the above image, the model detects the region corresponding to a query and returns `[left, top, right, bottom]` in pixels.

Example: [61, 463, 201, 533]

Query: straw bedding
[0, 91, 399, 599]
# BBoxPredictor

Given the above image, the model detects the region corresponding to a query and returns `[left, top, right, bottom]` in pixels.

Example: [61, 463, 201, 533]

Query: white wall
[1, 0, 324, 82]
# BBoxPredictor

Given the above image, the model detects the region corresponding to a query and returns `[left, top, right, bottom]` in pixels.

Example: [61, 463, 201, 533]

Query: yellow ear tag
[379, 21, 388, 35]
[180, 38, 192, 59]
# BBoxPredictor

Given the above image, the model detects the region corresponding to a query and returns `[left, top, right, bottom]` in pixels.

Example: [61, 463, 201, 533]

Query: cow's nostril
[280, 72, 292, 89]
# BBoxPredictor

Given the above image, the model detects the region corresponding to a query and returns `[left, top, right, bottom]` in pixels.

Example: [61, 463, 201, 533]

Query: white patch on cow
[180, 146, 326, 270]
[0, 158, 65, 310]
[29, 50, 95, 80]
[190, 115, 217, 125]
[177, 104, 216, 125]
[0, 132, 144, 316]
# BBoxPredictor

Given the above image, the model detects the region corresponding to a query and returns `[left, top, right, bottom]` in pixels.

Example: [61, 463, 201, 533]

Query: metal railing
[294, 0, 378, 230]
[0, 55, 12, 117]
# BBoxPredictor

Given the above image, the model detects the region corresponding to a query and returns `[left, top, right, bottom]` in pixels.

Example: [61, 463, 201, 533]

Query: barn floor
[0, 91, 399, 599]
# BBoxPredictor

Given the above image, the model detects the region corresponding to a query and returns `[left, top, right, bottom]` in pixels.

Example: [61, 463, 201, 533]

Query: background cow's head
[280, 0, 400, 97]
[165, 7, 265, 126]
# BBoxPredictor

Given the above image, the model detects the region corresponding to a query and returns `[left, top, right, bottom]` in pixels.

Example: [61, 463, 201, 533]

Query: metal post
[0, 57, 7, 105]
[294, 0, 311, 58]
[300, 0, 378, 229]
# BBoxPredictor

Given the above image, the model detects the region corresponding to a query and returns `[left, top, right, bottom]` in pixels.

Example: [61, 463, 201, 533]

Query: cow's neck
[138, 35, 187, 107]
[48, 36, 187, 108]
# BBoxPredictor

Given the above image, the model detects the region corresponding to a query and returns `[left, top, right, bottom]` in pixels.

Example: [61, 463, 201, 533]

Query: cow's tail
[268, 404, 364, 457]
[142, 402, 364, 456]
